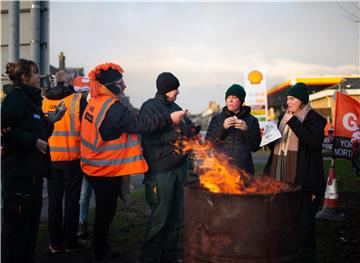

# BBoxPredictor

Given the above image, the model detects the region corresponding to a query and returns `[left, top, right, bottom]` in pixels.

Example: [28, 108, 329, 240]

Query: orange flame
[175, 137, 292, 195]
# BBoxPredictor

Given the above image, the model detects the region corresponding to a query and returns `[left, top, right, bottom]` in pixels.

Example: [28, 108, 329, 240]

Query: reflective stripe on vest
[80, 95, 148, 177]
[42, 93, 81, 161]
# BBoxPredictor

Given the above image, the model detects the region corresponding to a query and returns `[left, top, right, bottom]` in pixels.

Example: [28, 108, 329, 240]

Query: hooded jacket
[206, 106, 261, 174]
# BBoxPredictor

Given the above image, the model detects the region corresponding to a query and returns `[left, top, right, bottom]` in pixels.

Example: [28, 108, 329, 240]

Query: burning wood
[174, 137, 292, 195]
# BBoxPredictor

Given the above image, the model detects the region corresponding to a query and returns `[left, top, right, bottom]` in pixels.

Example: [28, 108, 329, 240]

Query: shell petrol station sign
[244, 69, 268, 129]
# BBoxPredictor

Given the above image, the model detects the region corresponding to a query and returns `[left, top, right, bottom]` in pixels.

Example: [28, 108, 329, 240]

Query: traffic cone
[316, 161, 345, 221]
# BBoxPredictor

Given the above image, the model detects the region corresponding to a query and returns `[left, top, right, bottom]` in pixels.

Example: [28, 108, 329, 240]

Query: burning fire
[174, 137, 292, 195]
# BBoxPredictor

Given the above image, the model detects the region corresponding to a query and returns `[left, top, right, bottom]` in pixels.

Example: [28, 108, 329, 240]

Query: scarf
[270, 104, 312, 185]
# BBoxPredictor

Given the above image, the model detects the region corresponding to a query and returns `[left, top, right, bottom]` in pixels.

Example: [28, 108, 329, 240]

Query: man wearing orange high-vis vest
[42, 70, 88, 253]
[81, 63, 185, 263]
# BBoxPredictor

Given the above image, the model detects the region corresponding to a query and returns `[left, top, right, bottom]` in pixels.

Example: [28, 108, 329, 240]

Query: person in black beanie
[80, 64, 186, 263]
[139, 72, 200, 263]
[206, 84, 261, 174]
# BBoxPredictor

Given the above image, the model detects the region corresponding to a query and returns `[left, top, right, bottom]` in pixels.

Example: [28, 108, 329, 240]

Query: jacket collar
[44, 84, 75, 100]
[155, 92, 173, 106]
[19, 84, 43, 107]
[222, 105, 251, 119]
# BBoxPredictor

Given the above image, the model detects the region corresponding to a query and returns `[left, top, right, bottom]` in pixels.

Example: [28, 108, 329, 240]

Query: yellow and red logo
[248, 70, 263, 84]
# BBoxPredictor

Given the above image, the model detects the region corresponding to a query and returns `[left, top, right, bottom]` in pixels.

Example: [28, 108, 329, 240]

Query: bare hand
[171, 110, 185, 125]
[234, 119, 248, 131]
[36, 139, 48, 154]
[223, 116, 236, 129]
[1, 127, 12, 135]
[282, 112, 294, 124]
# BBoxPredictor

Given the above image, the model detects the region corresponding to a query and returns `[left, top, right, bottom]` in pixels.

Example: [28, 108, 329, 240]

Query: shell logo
[248, 70, 263, 84]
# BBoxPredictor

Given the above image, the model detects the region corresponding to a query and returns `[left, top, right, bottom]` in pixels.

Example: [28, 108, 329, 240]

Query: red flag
[333, 92, 360, 159]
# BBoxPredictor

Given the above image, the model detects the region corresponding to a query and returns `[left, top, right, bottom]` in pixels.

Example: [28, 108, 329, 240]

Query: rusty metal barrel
[184, 181, 304, 263]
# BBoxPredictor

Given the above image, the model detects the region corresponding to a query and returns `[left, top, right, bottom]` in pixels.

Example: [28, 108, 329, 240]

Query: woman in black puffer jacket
[205, 84, 261, 175]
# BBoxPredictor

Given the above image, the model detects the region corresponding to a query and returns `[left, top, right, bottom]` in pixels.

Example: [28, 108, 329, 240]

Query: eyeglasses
[103, 78, 126, 89]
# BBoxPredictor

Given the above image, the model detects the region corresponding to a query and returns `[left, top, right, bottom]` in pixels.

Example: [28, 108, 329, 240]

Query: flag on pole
[333, 92, 360, 160]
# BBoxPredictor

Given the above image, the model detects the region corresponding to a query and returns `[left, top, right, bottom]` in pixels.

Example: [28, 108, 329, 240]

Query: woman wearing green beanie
[265, 82, 327, 263]
[205, 84, 261, 175]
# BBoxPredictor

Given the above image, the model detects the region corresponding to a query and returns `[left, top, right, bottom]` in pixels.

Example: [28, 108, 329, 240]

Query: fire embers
[174, 137, 292, 195]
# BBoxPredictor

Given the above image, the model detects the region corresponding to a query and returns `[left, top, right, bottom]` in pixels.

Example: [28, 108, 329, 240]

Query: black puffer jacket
[140, 93, 199, 177]
[1, 84, 53, 178]
[205, 106, 261, 174]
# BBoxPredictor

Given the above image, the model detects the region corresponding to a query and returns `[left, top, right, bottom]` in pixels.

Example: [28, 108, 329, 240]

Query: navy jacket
[1, 84, 53, 178]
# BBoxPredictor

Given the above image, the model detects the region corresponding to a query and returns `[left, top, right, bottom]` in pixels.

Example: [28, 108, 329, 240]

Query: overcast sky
[50, 2, 360, 113]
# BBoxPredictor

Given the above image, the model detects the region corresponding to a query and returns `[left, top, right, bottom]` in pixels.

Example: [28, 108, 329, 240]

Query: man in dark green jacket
[139, 72, 200, 263]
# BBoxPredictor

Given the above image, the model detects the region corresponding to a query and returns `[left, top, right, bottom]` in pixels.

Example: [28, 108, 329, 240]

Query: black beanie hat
[156, 72, 180, 94]
[225, 84, 246, 102]
[97, 68, 123, 95]
[287, 82, 309, 104]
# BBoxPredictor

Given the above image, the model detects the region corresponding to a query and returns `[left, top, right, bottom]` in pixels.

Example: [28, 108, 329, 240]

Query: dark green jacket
[140, 93, 199, 178]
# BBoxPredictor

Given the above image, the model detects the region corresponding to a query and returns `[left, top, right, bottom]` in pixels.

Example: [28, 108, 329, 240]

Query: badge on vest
[33, 113, 41, 119]
[85, 112, 93, 123]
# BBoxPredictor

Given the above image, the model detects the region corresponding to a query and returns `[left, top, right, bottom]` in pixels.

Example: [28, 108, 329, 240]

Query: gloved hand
[181, 124, 201, 138]
[47, 101, 67, 124]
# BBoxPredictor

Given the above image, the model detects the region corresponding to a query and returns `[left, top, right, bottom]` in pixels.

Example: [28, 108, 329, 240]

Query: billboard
[244, 69, 268, 129]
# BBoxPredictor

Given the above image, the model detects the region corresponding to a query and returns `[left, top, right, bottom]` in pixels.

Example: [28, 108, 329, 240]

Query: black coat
[205, 106, 261, 174]
[139, 93, 199, 176]
[99, 95, 172, 141]
[265, 109, 327, 193]
[1, 84, 53, 178]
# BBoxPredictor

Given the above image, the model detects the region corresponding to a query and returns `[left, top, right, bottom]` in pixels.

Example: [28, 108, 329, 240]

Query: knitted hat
[287, 82, 309, 104]
[88, 63, 124, 98]
[156, 72, 180, 94]
[96, 68, 123, 95]
[225, 84, 246, 102]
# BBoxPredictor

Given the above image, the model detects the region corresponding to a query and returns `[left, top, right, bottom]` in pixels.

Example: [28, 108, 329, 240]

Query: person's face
[115, 78, 126, 94]
[287, 96, 303, 113]
[226, 95, 241, 112]
[23, 65, 40, 88]
[165, 88, 179, 102]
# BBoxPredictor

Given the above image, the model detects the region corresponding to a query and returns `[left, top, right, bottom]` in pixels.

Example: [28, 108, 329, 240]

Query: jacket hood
[44, 84, 75, 100]
[222, 105, 251, 119]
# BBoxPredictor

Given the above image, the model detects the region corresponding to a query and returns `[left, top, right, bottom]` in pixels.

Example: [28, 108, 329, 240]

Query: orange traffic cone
[316, 161, 345, 221]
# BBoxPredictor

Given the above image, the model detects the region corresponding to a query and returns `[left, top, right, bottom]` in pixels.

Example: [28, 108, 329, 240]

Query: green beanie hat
[287, 82, 309, 104]
[225, 84, 246, 102]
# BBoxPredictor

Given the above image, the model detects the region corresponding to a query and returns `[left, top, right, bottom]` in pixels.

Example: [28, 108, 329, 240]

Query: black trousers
[1, 175, 43, 263]
[301, 192, 322, 263]
[47, 163, 83, 248]
[86, 176, 123, 260]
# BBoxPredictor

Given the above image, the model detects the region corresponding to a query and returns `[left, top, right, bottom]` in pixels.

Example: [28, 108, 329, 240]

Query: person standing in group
[206, 84, 261, 175]
[77, 176, 93, 239]
[139, 72, 200, 263]
[265, 82, 326, 263]
[1, 59, 64, 263]
[80, 63, 185, 263]
[42, 70, 89, 253]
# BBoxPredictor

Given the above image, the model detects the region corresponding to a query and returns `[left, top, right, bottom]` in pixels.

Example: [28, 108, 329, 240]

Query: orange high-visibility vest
[42, 93, 81, 161]
[80, 95, 148, 177]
